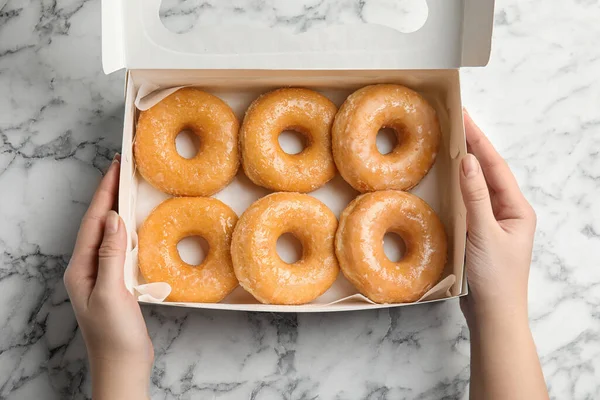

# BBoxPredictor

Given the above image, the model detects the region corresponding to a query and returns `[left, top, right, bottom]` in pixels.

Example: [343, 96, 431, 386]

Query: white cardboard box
[101, 0, 495, 312]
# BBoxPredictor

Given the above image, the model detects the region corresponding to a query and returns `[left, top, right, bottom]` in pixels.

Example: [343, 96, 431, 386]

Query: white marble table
[0, 0, 599, 399]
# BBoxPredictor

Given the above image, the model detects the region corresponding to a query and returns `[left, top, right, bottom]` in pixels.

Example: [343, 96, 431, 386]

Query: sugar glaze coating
[335, 191, 447, 304]
[231, 192, 339, 305]
[333, 84, 441, 192]
[134, 88, 239, 196]
[138, 197, 239, 303]
[240, 88, 337, 192]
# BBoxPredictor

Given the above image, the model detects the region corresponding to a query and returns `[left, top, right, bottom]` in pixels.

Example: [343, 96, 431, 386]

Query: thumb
[97, 210, 127, 289]
[460, 154, 495, 233]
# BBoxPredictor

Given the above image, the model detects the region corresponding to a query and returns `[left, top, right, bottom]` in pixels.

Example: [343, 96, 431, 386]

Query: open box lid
[102, 0, 494, 73]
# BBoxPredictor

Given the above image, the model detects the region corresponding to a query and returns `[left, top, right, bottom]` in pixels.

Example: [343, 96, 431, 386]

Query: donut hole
[278, 129, 307, 155]
[376, 127, 399, 155]
[383, 232, 407, 262]
[276, 233, 303, 264]
[177, 235, 209, 266]
[175, 129, 201, 159]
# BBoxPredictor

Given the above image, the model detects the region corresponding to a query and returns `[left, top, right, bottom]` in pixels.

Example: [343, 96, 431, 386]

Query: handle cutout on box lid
[159, 0, 428, 35]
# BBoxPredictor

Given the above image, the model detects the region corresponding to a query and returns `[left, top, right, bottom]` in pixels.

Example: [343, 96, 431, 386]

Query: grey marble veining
[0, 0, 599, 399]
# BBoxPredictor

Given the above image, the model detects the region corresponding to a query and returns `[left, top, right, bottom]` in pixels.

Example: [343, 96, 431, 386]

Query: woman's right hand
[458, 110, 537, 324]
[459, 110, 548, 400]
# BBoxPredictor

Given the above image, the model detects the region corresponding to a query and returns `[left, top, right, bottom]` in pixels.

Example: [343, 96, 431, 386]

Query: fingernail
[104, 154, 121, 175]
[105, 211, 119, 234]
[462, 154, 479, 178]
[463, 107, 469, 116]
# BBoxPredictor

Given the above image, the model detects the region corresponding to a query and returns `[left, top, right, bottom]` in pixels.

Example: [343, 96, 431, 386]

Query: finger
[71, 156, 121, 271]
[459, 154, 496, 233]
[463, 110, 528, 219]
[96, 210, 127, 291]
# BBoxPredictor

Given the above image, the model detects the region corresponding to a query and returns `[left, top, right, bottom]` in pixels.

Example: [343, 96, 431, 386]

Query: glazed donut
[240, 88, 337, 192]
[332, 84, 441, 192]
[335, 191, 447, 304]
[134, 88, 239, 197]
[231, 193, 339, 305]
[138, 197, 238, 303]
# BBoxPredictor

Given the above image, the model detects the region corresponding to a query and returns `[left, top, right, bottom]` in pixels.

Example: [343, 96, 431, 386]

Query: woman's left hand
[64, 155, 153, 400]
